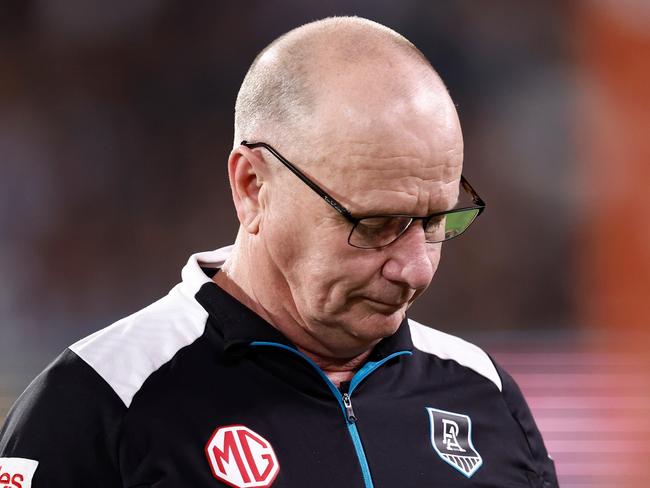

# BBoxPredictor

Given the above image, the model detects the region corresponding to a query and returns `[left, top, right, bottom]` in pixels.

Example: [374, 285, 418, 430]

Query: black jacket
[0, 248, 558, 488]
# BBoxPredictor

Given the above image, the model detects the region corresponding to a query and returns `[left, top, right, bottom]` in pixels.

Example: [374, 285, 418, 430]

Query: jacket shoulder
[0, 349, 125, 485]
[70, 283, 209, 407]
[407, 318, 502, 391]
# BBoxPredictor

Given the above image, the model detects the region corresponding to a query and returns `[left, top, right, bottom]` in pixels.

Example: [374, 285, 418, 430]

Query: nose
[380, 222, 439, 291]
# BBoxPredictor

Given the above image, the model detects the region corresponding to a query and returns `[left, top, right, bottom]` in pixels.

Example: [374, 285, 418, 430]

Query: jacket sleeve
[0, 349, 125, 487]
[493, 360, 559, 488]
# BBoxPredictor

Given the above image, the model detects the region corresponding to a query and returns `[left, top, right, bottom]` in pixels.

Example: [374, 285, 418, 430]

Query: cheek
[272, 209, 352, 278]
[290, 247, 380, 313]
[263, 203, 317, 267]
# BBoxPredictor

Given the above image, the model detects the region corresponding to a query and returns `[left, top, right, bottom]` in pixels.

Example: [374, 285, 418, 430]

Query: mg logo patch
[205, 425, 280, 487]
[426, 407, 483, 478]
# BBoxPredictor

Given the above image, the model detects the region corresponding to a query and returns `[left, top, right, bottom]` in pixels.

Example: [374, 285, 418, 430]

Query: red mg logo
[205, 425, 280, 488]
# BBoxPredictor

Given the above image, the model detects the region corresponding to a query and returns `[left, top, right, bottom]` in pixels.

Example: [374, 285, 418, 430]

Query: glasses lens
[424, 214, 446, 242]
[350, 216, 412, 248]
[435, 208, 480, 241]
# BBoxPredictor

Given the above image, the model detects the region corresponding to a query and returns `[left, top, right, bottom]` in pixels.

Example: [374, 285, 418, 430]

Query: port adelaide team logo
[426, 407, 483, 478]
[205, 425, 280, 487]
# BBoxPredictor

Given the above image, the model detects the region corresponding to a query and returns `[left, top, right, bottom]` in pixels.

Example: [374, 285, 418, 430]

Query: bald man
[0, 17, 558, 488]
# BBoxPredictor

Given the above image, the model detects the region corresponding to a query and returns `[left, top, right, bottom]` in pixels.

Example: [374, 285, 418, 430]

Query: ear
[227, 146, 266, 234]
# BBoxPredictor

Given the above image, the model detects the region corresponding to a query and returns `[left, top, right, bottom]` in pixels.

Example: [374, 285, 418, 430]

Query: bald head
[224, 17, 465, 360]
[234, 16, 448, 148]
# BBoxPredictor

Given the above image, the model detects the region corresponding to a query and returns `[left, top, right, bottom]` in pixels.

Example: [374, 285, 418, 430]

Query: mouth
[363, 297, 408, 312]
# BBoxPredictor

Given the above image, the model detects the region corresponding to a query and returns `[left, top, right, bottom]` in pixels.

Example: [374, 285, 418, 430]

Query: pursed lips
[347, 286, 415, 310]
[362, 295, 411, 310]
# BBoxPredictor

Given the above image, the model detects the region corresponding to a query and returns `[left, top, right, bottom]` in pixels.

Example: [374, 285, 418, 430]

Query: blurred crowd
[0, 3, 573, 370]
[2, 2, 649, 485]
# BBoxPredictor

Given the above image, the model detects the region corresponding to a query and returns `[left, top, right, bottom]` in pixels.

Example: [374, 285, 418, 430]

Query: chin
[352, 308, 405, 342]
[309, 300, 406, 350]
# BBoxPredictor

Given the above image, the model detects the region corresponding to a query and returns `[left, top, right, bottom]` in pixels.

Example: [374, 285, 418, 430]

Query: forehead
[272, 56, 467, 215]
[303, 90, 464, 215]
[323, 142, 461, 216]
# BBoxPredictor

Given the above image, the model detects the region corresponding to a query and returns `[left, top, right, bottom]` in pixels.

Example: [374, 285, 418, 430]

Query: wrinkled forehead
[300, 82, 464, 214]
[317, 140, 462, 216]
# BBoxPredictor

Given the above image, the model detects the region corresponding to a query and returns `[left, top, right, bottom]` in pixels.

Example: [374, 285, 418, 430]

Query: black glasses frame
[241, 140, 486, 248]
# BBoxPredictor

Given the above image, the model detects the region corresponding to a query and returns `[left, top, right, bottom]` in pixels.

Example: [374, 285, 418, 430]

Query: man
[0, 17, 558, 488]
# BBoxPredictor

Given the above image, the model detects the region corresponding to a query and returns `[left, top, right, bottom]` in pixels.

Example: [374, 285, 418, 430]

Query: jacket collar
[185, 246, 414, 358]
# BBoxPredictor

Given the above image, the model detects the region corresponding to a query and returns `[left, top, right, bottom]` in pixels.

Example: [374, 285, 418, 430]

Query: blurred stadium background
[1, 1, 648, 486]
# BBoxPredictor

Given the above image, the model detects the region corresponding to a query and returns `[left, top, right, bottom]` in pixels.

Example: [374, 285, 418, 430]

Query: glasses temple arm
[242, 141, 354, 220]
[460, 175, 486, 207]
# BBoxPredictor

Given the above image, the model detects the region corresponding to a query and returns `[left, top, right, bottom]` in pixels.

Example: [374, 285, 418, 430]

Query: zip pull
[342, 393, 357, 423]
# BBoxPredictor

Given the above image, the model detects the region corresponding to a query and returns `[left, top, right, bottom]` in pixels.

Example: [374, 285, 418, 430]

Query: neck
[214, 234, 371, 387]
[299, 348, 372, 387]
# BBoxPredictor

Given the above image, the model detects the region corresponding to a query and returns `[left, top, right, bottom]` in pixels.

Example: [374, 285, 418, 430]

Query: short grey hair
[233, 16, 436, 148]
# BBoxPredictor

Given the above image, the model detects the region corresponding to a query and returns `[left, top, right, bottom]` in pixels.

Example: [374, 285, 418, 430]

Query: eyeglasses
[241, 141, 486, 249]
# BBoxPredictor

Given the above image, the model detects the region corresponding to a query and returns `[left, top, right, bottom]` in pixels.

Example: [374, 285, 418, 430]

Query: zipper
[250, 341, 411, 488]
[342, 393, 357, 423]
